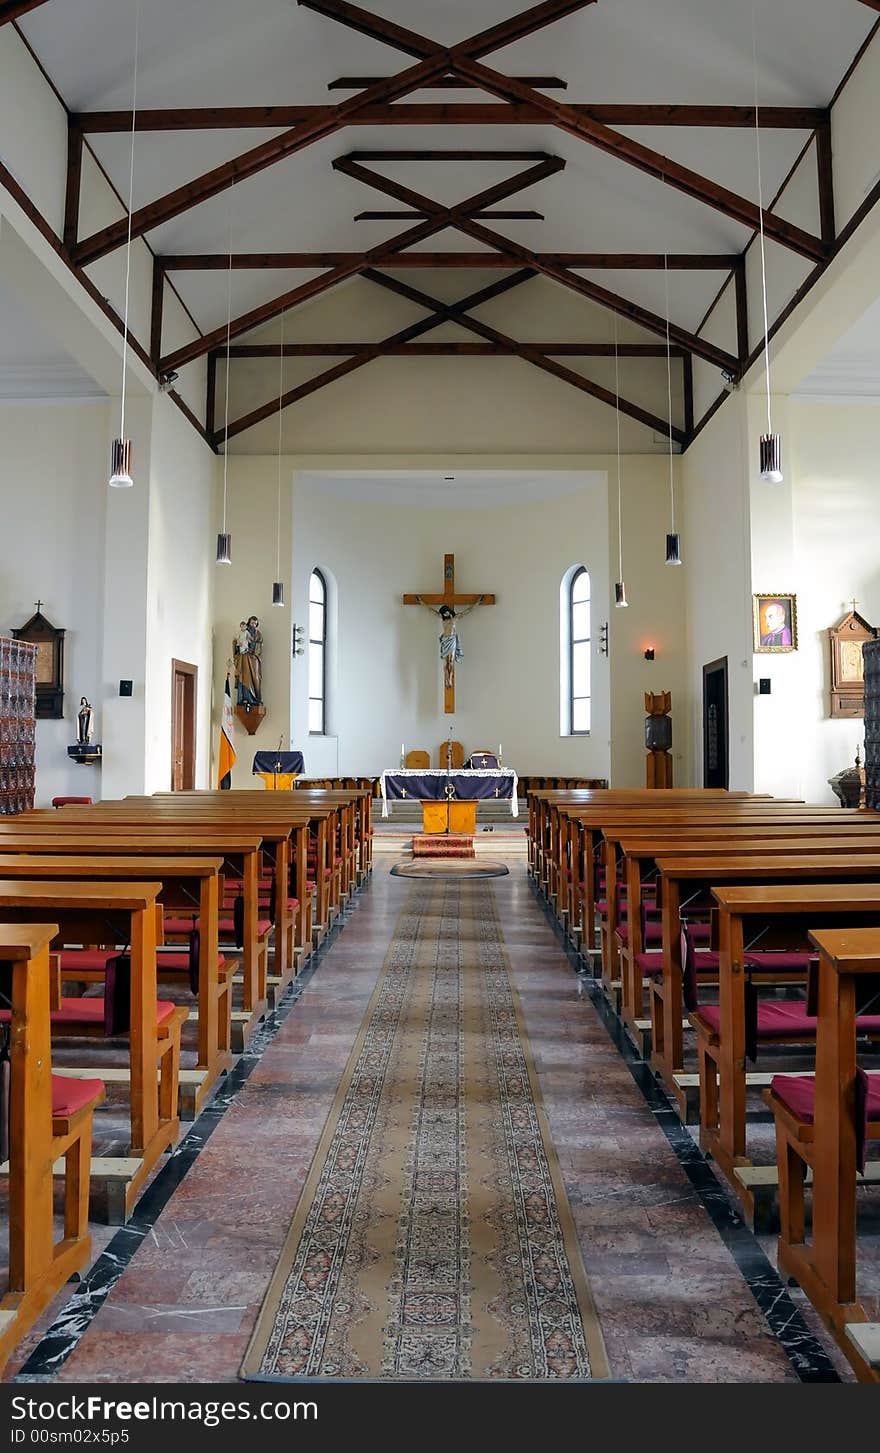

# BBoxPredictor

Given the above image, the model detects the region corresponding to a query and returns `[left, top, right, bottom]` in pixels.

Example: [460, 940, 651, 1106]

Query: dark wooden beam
[74, 102, 826, 133]
[334, 156, 739, 373]
[216, 269, 535, 442]
[353, 209, 545, 220]
[161, 251, 739, 271]
[150, 261, 165, 366]
[816, 119, 836, 246]
[452, 57, 827, 262]
[206, 351, 217, 441]
[71, 56, 450, 266]
[0, 1, 52, 20]
[364, 268, 687, 442]
[222, 341, 684, 357]
[298, 0, 826, 263]
[73, 0, 591, 265]
[62, 120, 83, 254]
[682, 351, 694, 440]
[734, 256, 749, 364]
[161, 156, 558, 372]
[346, 148, 555, 161]
[161, 216, 447, 373]
[327, 74, 568, 89]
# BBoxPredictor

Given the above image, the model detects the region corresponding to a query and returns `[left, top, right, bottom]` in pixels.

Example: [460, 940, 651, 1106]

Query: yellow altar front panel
[257, 772, 299, 791]
[420, 800, 478, 834]
[449, 801, 477, 834]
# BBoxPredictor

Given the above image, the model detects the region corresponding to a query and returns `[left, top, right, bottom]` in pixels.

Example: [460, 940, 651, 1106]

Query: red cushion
[50, 997, 177, 1028]
[51, 1073, 104, 1116]
[695, 1001, 817, 1039]
[52, 796, 92, 808]
[156, 952, 227, 971]
[60, 950, 122, 973]
[771, 1071, 880, 1123]
[218, 918, 272, 938]
[618, 919, 708, 947]
[166, 916, 272, 938]
[635, 952, 664, 977]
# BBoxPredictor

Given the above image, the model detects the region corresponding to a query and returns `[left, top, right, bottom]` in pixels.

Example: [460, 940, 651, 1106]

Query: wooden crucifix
[404, 553, 495, 713]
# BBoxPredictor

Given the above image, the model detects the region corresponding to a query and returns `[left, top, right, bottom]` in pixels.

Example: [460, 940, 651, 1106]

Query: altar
[380, 767, 518, 831]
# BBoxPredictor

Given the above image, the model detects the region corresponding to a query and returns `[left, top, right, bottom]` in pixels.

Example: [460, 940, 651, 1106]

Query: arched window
[566, 566, 591, 735]
[308, 568, 327, 735]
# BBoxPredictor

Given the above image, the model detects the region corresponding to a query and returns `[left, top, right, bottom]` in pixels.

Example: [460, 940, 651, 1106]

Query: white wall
[211, 455, 294, 790]
[290, 473, 613, 781]
[790, 400, 880, 802]
[206, 456, 688, 789]
[681, 390, 755, 791]
[607, 455, 689, 787]
[0, 399, 108, 804]
[143, 394, 216, 792]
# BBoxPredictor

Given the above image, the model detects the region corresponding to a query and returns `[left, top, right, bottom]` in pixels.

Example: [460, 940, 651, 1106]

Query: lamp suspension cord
[613, 312, 623, 577]
[118, 0, 141, 445]
[276, 312, 285, 578]
[221, 183, 234, 530]
[752, 0, 773, 438]
[663, 252, 675, 532]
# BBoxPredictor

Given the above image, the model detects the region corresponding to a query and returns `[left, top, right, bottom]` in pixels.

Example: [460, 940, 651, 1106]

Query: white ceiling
[0, 276, 106, 399]
[793, 293, 880, 400]
[8, 0, 878, 432]
[296, 467, 606, 507]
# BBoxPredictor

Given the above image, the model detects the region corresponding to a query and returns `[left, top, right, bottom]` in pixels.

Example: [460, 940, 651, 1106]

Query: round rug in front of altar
[390, 859, 510, 880]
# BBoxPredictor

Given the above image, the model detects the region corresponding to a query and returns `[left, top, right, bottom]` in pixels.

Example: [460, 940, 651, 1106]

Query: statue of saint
[418, 597, 483, 690]
[76, 697, 94, 745]
[234, 615, 263, 707]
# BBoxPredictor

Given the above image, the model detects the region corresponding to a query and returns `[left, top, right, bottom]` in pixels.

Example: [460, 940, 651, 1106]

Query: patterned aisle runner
[242, 882, 608, 1380]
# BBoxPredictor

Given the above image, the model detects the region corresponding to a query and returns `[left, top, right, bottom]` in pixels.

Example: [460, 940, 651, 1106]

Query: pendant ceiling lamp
[272, 313, 286, 606]
[612, 315, 628, 608]
[753, 1, 782, 482]
[663, 255, 682, 565]
[109, 0, 141, 488]
[216, 184, 235, 565]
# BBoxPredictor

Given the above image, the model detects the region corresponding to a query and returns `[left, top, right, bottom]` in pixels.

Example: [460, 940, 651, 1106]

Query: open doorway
[171, 659, 197, 791]
[702, 657, 729, 790]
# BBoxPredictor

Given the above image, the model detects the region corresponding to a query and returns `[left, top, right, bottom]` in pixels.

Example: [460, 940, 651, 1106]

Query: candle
[498, 743, 502, 759]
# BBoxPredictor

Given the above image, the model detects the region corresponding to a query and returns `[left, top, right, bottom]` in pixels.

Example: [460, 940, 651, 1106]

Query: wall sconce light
[644, 646, 656, 661]
[292, 624, 305, 657]
[599, 622, 609, 656]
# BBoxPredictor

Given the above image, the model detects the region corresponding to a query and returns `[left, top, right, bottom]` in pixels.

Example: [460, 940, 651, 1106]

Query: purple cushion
[635, 952, 664, 977]
[695, 1000, 817, 1039]
[771, 1070, 880, 1122]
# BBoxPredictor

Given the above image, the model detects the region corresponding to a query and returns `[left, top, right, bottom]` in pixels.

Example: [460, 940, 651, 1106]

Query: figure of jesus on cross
[404, 554, 495, 713]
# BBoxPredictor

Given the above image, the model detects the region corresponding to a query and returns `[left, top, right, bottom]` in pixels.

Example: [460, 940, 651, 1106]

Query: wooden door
[171, 660, 197, 791]
[702, 657, 729, 790]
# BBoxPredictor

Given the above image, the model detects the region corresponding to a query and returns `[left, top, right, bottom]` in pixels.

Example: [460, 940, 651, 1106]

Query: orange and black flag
[218, 674, 236, 789]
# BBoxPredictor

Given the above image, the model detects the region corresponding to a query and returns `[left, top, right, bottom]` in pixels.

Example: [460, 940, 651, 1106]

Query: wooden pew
[0, 855, 230, 1117]
[609, 826, 880, 1069]
[0, 927, 103, 1374]
[0, 826, 267, 1051]
[765, 926, 880, 1382]
[0, 881, 179, 1222]
[591, 808, 868, 982]
[57, 802, 305, 982]
[644, 851, 880, 1111]
[705, 883, 880, 1224]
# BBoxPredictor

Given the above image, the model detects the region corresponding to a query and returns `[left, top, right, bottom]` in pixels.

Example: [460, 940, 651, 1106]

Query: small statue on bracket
[77, 697, 94, 746]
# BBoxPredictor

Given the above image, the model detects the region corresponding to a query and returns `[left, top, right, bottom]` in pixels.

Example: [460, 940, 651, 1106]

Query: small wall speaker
[119, 679, 133, 697]
[758, 678, 771, 695]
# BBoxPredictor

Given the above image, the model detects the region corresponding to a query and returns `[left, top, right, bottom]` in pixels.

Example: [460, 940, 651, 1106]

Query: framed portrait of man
[753, 593, 797, 653]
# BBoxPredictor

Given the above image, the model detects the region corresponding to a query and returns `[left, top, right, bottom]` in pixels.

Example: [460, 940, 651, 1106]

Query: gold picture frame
[753, 593, 797, 653]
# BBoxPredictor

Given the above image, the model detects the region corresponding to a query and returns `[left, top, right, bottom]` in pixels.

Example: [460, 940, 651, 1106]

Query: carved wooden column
[645, 691, 673, 789]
